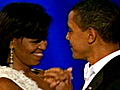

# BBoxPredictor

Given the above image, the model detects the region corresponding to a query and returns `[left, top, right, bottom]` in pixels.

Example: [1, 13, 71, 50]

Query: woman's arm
[0, 78, 22, 90]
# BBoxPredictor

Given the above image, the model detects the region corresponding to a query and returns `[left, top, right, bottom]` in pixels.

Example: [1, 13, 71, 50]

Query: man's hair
[72, 0, 120, 43]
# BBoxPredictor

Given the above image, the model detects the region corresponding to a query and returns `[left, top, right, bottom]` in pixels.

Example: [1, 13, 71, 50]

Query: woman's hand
[43, 67, 73, 90]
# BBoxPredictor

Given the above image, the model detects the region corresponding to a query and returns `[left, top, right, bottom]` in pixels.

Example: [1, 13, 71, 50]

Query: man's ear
[87, 27, 97, 44]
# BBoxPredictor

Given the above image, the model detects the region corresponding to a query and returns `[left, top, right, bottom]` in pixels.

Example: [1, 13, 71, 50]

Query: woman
[0, 2, 52, 90]
[0, 2, 73, 90]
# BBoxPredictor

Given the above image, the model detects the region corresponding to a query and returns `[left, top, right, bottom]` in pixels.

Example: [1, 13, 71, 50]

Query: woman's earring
[9, 48, 13, 67]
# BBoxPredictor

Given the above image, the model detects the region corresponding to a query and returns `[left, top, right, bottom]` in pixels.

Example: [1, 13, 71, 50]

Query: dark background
[0, 0, 120, 90]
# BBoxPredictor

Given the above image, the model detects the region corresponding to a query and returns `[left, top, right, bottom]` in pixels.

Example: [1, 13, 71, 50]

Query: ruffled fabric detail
[0, 66, 42, 90]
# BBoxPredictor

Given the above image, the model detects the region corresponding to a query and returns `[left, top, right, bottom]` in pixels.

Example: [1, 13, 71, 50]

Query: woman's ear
[87, 27, 97, 44]
[9, 38, 17, 49]
[9, 40, 14, 49]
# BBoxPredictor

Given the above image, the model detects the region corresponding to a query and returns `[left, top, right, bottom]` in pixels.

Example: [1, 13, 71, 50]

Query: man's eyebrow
[67, 24, 69, 28]
[67, 24, 71, 29]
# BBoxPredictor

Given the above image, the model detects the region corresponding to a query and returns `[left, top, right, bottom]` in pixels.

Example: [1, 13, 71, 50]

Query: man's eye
[68, 29, 72, 32]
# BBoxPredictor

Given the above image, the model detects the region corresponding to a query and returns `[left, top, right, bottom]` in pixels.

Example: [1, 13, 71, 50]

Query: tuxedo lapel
[86, 69, 104, 90]
[85, 55, 120, 90]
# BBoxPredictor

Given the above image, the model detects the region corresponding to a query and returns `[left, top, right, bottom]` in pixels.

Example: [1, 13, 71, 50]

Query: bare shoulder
[0, 77, 22, 90]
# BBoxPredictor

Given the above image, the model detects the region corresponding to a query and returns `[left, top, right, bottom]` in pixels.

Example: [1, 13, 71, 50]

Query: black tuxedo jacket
[85, 55, 120, 90]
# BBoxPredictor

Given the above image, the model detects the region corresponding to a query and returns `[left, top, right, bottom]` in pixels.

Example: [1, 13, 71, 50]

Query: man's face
[66, 11, 89, 60]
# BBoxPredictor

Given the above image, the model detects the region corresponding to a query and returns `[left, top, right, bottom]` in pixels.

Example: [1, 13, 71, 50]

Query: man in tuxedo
[66, 0, 120, 89]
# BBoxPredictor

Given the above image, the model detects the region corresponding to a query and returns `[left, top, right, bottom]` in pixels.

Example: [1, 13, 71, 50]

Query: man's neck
[87, 42, 119, 65]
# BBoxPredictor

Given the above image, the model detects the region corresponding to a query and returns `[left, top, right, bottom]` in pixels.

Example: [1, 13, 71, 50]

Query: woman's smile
[33, 52, 43, 60]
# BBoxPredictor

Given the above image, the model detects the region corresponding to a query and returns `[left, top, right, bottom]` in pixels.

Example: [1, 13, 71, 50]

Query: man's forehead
[68, 11, 76, 26]
[68, 11, 75, 20]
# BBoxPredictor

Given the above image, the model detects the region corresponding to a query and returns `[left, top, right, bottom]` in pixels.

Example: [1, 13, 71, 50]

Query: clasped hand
[38, 68, 73, 90]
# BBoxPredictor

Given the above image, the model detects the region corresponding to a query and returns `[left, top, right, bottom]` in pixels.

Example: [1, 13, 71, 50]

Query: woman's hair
[0, 2, 51, 66]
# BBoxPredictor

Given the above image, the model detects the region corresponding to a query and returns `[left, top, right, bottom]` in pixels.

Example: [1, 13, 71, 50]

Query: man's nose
[66, 32, 70, 40]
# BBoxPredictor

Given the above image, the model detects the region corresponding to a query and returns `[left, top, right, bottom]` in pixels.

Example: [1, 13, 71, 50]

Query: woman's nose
[38, 40, 47, 50]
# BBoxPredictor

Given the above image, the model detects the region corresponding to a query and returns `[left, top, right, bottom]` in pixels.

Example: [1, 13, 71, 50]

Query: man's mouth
[69, 44, 72, 48]
[70, 44, 74, 51]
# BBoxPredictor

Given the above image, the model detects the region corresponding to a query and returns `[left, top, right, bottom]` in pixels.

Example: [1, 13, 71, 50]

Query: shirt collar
[90, 49, 120, 74]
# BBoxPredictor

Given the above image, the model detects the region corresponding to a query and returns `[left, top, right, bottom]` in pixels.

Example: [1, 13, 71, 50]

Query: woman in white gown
[0, 2, 73, 90]
[0, 2, 52, 90]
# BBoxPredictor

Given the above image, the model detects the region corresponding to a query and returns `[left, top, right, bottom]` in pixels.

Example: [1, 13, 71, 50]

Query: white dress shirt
[82, 50, 120, 90]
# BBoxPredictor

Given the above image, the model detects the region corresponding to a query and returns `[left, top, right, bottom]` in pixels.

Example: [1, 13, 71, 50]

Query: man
[66, 0, 120, 89]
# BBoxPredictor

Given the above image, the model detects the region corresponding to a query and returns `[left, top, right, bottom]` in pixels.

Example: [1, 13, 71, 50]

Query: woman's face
[10, 37, 47, 67]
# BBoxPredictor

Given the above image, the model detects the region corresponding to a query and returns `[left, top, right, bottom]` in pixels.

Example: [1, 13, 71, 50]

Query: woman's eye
[30, 39, 42, 43]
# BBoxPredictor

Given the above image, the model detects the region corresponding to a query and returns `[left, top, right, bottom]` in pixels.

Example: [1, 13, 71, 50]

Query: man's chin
[72, 54, 79, 59]
[72, 54, 85, 60]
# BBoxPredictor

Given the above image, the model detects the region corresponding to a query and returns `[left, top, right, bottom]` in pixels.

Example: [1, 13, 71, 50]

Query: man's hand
[43, 67, 73, 90]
